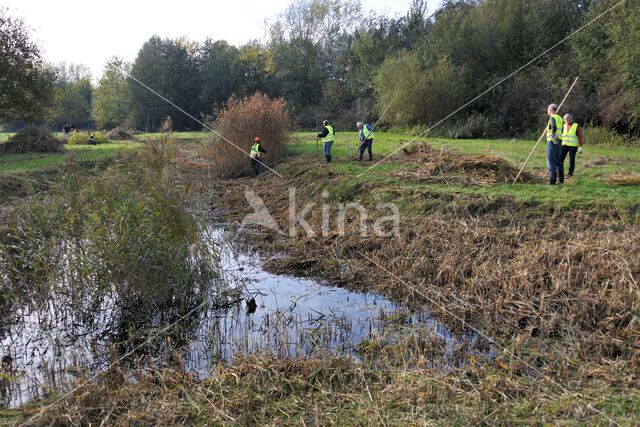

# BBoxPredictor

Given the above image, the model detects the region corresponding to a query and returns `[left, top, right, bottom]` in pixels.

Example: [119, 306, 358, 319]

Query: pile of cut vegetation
[604, 173, 640, 186]
[393, 142, 540, 185]
[0, 126, 63, 155]
[107, 127, 134, 141]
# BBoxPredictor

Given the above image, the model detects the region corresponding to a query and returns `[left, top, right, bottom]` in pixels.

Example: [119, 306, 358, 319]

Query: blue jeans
[546, 142, 563, 184]
[359, 139, 373, 161]
[323, 141, 333, 156]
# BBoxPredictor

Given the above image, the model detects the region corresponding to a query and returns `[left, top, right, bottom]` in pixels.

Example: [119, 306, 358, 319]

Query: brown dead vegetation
[200, 93, 289, 178]
[605, 173, 640, 186]
[197, 160, 639, 371]
[0, 126, 62, 155]
[18, 353, 630, 426]
[106, 127, 134, 141]
[393, 142, 542, 185]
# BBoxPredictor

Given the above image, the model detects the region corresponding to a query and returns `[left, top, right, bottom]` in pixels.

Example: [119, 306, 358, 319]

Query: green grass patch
[134, 131, 210, 140]
[0, 142, 142, 175]
[289, 131, 640, 211]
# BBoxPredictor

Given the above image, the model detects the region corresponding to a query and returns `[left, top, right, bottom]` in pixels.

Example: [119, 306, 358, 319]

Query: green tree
[199, 40, 243, 112]
[49, 63, 93, 129]
[0, 8, 54, 123]
[570, 0, 640, 133]
[92, 58, 134, 129]
[129, 36, 200, 131]
[238, 42, 274, 97]
[374, 51, 428, 126]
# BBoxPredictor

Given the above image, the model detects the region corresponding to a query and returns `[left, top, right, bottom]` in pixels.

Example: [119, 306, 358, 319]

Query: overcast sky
[4, 0, 442, 80]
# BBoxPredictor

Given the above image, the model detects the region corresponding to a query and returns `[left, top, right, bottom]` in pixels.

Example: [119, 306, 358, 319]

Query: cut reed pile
[0, 126, 62, 155]
[393, 142, 541, 185]
[201, 93, 289, 177]
[604, 173, 640, 186]
[106, 127, 134, 141]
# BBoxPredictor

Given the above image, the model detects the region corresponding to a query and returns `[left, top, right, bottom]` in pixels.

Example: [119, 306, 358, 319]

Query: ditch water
[0, 226, 487, 409]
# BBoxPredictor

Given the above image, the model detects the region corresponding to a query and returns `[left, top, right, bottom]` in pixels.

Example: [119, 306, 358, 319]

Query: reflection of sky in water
[0, 227, 490, 408]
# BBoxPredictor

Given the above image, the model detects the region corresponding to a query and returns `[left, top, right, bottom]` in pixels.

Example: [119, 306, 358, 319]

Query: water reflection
[0, 226, 488, 408]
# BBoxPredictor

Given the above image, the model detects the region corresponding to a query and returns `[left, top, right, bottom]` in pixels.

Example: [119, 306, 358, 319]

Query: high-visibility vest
[547, 114, 563, 142]
[361, 124, 374, 141]
[250, 143, 261, 159]
[322, 125, 335, 143]
[562, 123, 579, 147]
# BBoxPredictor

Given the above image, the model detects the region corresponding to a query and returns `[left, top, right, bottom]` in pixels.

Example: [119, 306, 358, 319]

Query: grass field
[0, 142, 143, 174]
[290, 131, 640, 210]
[2, 130, 638, 210]
[0, 130, 205, 176]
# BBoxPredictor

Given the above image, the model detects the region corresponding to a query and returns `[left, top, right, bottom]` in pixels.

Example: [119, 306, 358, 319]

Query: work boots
[325, 155, 331, 163]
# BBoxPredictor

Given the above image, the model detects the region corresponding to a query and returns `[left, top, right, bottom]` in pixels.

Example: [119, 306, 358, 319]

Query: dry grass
[393, 142, 542, 185]
[106, 127, 134, 141]
[201, 93, 289, 177]
[0, 127, 62, 155]
[605, 173, 640, 186]
[15, 349, 637, 425]
[198, 160, 639, 368]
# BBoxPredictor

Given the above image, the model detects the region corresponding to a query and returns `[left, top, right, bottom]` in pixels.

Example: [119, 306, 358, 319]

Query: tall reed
[201, 92, 289, 177]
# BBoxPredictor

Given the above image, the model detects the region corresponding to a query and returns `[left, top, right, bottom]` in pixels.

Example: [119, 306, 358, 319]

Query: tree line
[2, 0, 639, 137]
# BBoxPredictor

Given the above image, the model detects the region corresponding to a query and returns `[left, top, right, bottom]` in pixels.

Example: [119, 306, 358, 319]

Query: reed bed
[201, 158, 639, 370]
[16, 346, 635, 425]
[201, 93, 289, 177]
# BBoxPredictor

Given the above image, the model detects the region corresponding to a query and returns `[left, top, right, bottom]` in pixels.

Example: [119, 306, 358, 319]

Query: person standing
[546, 104, 564, 185]
[62, 122, 71, 140]
[561, 114, 584, 178]
[356, 121, 374, 162]
[316, 120, 335, 163]
[250, 136, 267, 176]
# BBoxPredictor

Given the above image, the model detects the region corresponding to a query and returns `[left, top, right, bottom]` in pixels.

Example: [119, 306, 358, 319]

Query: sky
[3, 0, 442, 80]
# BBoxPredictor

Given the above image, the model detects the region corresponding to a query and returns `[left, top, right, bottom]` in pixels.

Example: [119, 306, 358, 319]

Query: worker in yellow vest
[546, 104, 564, 185]
[356, 121, 374, 162]
[316, 120, 335, 163]
[250, 136, 267, 176]
[560, 114, 584, 178]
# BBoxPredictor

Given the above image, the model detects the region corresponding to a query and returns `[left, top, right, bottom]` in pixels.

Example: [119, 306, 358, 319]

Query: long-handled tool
[351, 94, 399, 158]
[512, 76, 579, 184]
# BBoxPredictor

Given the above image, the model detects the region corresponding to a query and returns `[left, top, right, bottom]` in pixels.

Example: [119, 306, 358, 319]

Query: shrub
[447, 114, 500, 139]
[67, 130, 109, 145]
[202, 93, 289, 177]
[582, 126, 632, 146]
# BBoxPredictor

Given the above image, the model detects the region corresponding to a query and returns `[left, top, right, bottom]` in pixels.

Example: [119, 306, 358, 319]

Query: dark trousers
[358, 139, 373, 161]
[251, 158, 260, 176]
[561, 145, 578, 175]
[546, 142, 564, 184]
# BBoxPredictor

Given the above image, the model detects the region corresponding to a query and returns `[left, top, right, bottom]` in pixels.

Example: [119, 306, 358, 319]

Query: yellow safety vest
[562, 123, 579, 147]
[362, 124, 374, 141]
[250, 143, 261, 159]
[547, 114, 563, 143]
[322, 125, 335, 143]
